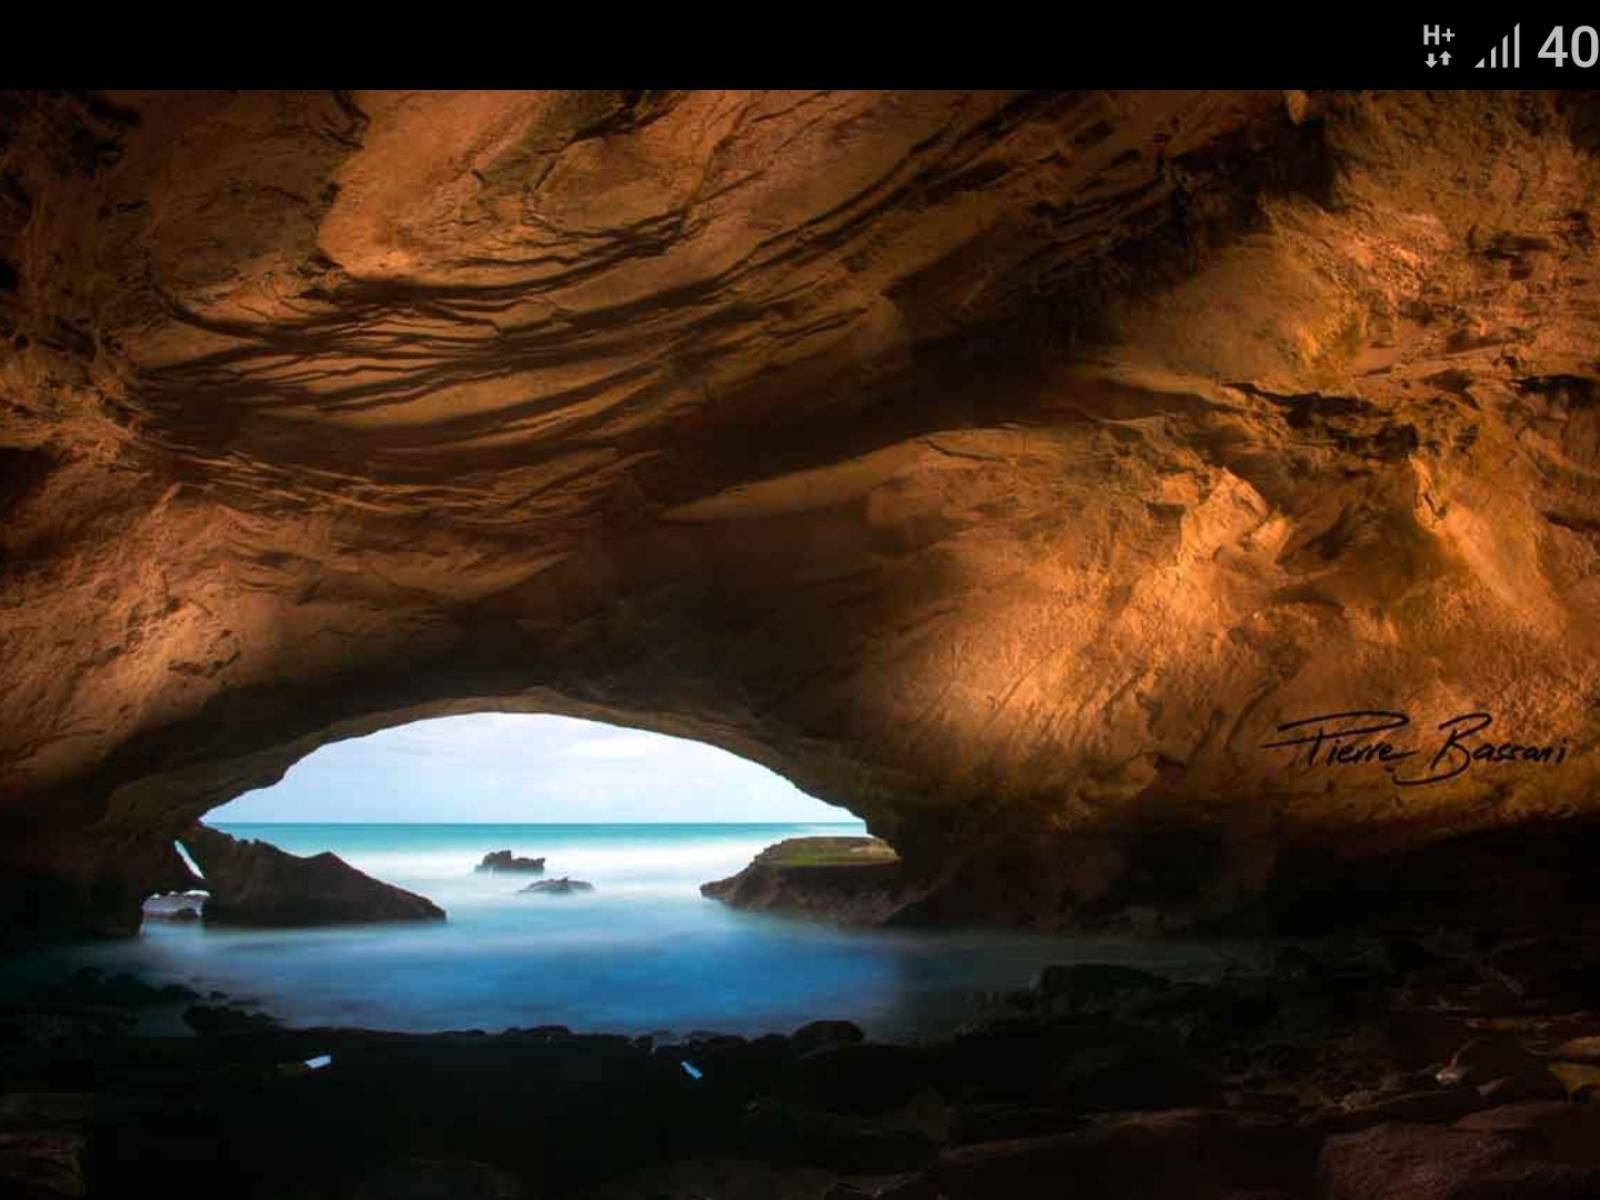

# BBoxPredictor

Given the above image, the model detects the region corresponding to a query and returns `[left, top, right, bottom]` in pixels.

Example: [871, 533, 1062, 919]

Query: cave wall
[2, 89, 1598, 937]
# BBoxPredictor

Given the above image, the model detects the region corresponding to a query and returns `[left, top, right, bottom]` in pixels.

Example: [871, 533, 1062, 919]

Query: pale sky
[212, 713, 856, 823]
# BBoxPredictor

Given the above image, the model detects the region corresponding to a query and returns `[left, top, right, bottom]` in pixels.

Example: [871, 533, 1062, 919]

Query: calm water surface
[12, 823, 1266, 1038]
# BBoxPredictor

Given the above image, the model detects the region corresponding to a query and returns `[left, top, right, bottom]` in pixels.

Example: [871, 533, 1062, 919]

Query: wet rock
[1477, 1073, 1571, 1103]
[180, 824, 445, 927]
[518, 878, 594, 895]
[0, 1096, 94, 1130]
[1313, 1121, 1596, 1199]
[351, 1158, 526, 1199]
[1455, 1102, 1600, 1163]
[791, 1042, 926, 1114]
[701, 839, 907, 924]
[736, 1099, 936, 1173]
[1050, 1029, 1221, 1112]
[42, 967, 198, 1008]
[946, 1104, 1087, 1145]
[1437, 1037, 1564, 1098]
[182, 1004, 279, 1036]
[1030, 963, 1171, 1014]
[0, 1130, 85, 1198]
[933, 1108, 1312, 1200]
[475, 851, 545, 875]
[1301, 1088, 1486, 1138]
[1550, 1036, 1600, 1064]
[790, 1020, 865, 1057]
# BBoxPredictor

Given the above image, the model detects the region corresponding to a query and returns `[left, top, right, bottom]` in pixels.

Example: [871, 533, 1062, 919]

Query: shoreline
[8, 931, 1600, 1197]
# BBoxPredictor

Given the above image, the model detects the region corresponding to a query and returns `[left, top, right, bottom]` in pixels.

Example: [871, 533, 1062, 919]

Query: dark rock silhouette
[179, 824, 445, 927]
[518, 877, 594, 895]
[475, 851, 546, 874]
[701, 838, 907, 922]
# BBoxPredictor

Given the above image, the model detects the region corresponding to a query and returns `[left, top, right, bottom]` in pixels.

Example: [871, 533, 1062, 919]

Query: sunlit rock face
[2, 89, 1599, 937]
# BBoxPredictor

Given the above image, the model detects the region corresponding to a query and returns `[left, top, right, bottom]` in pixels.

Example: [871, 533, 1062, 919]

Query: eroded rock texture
[180, 823, 444, 926]
[2, 89, 1599, 938]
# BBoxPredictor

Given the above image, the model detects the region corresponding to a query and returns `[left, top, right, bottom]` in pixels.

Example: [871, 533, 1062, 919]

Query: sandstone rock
[517, 877, 594, 895]
[1317, 1123, 1522, 1199]
[1316, 1120, 1600, 1199]
[946, 1104, 1087, 1145]
[0, 1130, 85, 1197]
[6, 92, 1600, 939]
[933, 1108, 1311, 1200]
[1550, 1036, 1600, 1064]
[1300, 1088, 1486, 1138]
[475, 851, 545, 874]
[1438, 1037, 1564, 1098]
[1455, 1102, 1600, 1163]
[178, 824, 444, 927]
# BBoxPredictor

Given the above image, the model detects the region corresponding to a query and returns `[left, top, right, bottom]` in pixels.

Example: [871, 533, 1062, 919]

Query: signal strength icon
[1476, 23, 1521, 68]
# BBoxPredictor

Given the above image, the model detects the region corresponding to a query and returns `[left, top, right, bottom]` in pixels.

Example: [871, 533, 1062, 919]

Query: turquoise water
[22, 823, 1263, 1038]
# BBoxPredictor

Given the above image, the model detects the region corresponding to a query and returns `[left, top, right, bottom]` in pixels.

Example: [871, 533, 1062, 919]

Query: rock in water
[141, 890, 207, 922]
[179, 823, 445, 926]
[701, 838, 907, 923]
[518, 877, 594, 895]
[475, 850, 546, 874]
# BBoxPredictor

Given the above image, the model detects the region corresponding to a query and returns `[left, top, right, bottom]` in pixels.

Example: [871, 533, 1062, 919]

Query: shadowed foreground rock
[8, 932, 1600, 1199]
[179, 823, 444, 927]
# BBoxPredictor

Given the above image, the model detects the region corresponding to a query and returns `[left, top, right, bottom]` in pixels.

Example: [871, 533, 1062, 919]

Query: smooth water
[16, 823, 1266, 1038]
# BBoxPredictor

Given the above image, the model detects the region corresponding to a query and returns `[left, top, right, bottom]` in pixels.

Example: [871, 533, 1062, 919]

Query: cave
[5, 87, 1600, 1198]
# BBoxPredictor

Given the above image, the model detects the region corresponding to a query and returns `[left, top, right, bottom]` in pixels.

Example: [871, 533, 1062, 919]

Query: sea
[9, 822, 1264, 1039]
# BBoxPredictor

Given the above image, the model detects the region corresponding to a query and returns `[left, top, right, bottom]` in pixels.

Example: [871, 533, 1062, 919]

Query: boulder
[790, 1042, 926, 1114]
[790, 1020, 865, 1057]
[1455, 1102, 1600, 1163]
[474, 851, 545, 875]
[946, 1104, 1087, 1146]
[517, 878, 594, 895]
[179, 823, 444, 927]
[1301, 1088, 1487, 1138]
[700, 838, 907, 923]
[1316, 1121, 1600, 1199]
[1437, 1037, 1564, 1099]
[933, 1108, 1312, 1200]
[1030, 963, 1172, 1014]
[736, 1099, 936, 1173]
[0, 1130, 86, 1198]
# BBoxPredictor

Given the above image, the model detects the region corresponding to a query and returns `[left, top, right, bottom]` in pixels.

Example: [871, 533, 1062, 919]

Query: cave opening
[107, 711, 1246, 1040]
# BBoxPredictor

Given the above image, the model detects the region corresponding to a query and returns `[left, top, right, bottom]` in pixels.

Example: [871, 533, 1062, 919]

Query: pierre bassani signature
[1261, 710, 1571, 787]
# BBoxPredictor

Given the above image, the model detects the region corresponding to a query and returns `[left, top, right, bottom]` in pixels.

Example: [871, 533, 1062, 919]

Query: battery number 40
[1538, 25, 1600, 67]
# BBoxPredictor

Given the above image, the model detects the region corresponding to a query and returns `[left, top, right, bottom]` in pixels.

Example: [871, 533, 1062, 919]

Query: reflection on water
[15, 823, 1268, 1038]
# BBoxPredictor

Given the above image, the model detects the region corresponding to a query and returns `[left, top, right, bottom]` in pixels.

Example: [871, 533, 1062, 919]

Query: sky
[211, 713, 856, 823]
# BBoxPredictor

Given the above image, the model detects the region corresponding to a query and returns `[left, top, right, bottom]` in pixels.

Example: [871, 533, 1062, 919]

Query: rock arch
[3, 89, 1599, 939]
